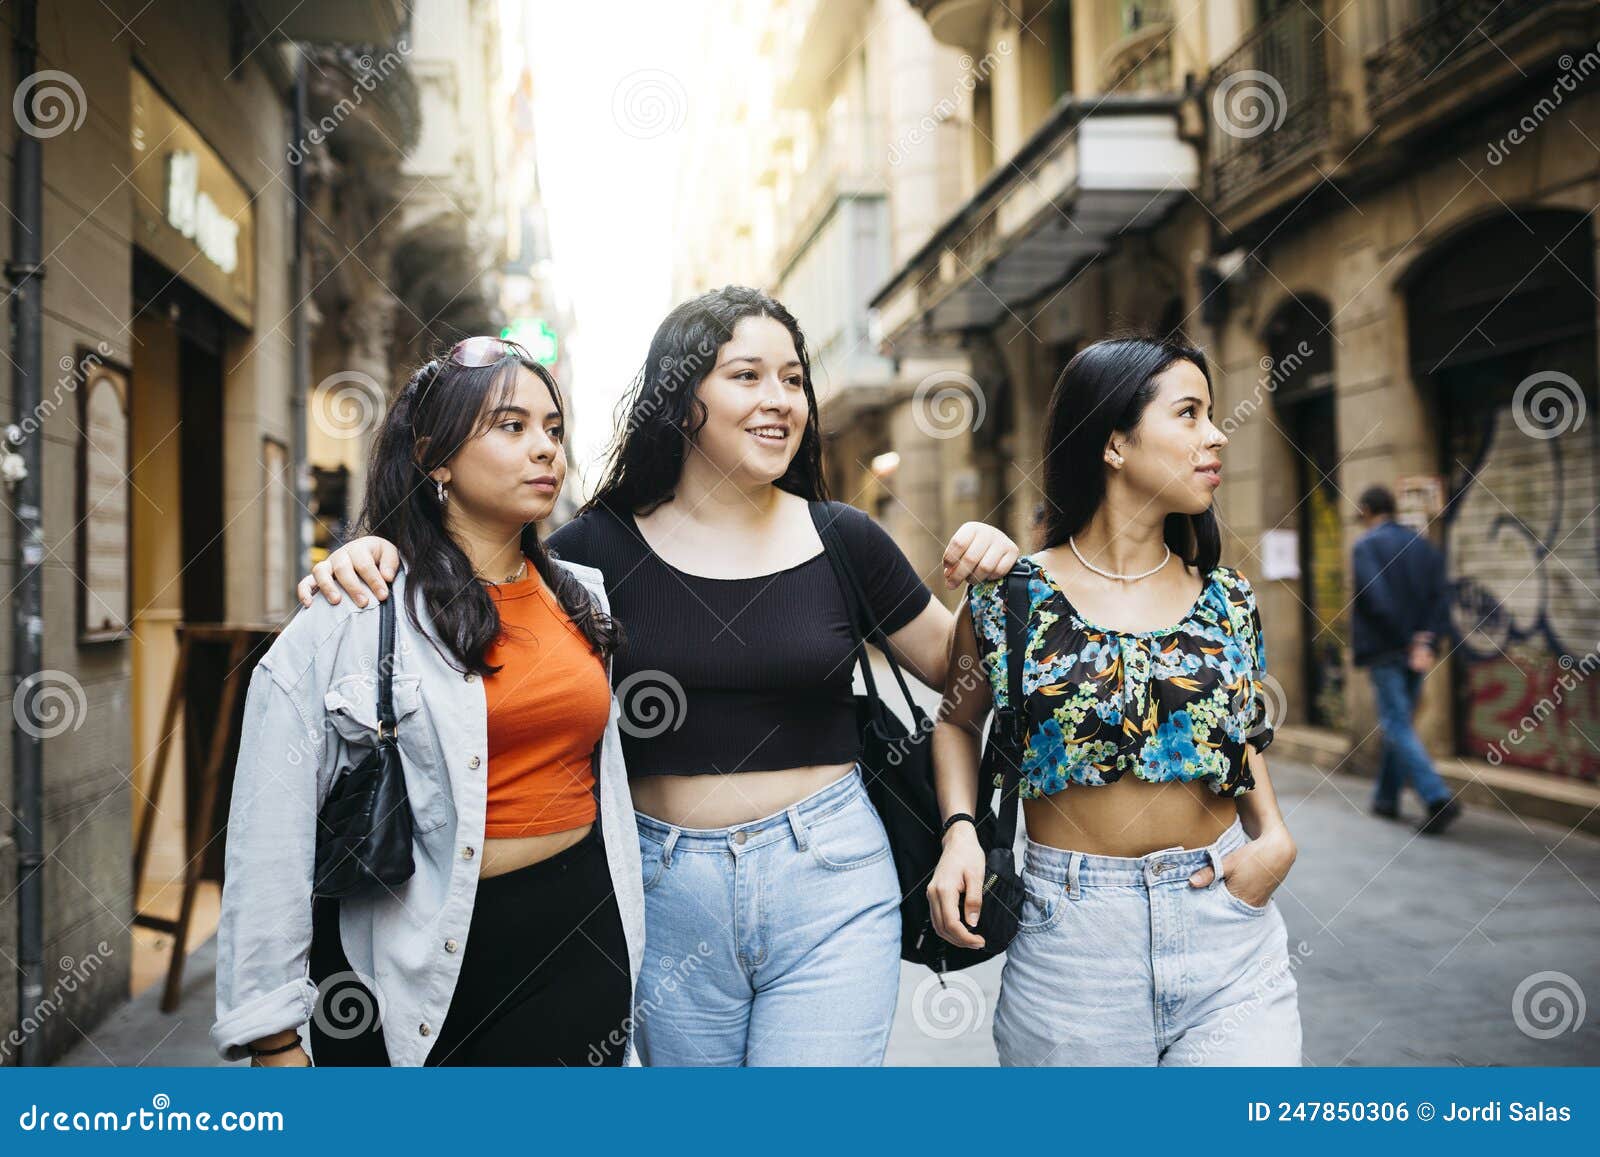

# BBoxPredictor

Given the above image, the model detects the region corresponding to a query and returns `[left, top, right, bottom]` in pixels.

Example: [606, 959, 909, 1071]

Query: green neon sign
[501, 318, 559, 366]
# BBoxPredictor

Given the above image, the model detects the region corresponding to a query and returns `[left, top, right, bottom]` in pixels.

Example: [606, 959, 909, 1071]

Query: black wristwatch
[941, 812, 977, 836]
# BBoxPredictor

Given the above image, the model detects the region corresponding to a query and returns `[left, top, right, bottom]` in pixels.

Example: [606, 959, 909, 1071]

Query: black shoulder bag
[313, 596, 417, 899]
[808, 501, 1029, 976]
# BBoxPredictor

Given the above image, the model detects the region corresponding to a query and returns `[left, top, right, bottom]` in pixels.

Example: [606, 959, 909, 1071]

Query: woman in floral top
[930, 336, 1303, 1066]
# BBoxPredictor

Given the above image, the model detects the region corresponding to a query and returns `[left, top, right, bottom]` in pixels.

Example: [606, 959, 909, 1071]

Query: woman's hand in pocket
[1187, 825, 1297, 909]
[928, 822, 988, 948]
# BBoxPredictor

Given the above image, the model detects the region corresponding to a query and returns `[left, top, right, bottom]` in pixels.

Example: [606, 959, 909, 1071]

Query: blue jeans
[1369, 659, 1451, 809]
[993, 818, 1302, 1066]
[631, 765, 902, 1065]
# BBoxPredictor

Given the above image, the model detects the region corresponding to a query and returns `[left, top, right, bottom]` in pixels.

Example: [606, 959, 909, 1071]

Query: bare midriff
[1023, 774, 1239, 857]
[629, 760, 857, 830]
[480, 823, 593, 878]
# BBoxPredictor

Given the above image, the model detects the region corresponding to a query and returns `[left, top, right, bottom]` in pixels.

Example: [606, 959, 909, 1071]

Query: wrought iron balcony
[1205, 0, 1340, 228]
[1366, 0, 1598, 138]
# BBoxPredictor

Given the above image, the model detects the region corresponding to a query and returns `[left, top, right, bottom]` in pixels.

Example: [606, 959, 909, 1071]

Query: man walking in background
[1352, 485, 1463, 835]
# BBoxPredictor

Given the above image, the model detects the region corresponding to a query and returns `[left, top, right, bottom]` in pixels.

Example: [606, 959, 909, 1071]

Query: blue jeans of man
[1369, 658, 1451, 809]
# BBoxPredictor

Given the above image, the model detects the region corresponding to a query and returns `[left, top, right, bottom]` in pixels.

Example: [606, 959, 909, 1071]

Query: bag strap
[807, 501, 924, 725]
[990, 563, 1031, 855]
[376, 595, 397, 740]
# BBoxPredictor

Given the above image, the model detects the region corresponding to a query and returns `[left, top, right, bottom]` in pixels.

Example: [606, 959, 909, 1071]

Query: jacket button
[468, 755, 481, 769]
[461, 846, 475, 860]
[464, 673, 476, 683]
[419, 1023, 431, 1036]
[444, 939, 458, 953]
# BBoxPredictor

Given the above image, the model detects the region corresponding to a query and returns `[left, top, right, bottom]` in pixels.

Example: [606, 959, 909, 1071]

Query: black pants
[309, 824, 631, 1066]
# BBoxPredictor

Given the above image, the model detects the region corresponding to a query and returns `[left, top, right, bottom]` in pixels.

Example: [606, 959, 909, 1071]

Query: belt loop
[1206, 844, 1226, 885]
[661, 828, 680, 869]
[786, 803, 809, 851]
[1067, 851, 1083, 900]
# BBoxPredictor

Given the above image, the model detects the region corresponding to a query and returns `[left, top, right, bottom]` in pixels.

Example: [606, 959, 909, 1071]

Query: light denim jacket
[210, 560, 646, 1066]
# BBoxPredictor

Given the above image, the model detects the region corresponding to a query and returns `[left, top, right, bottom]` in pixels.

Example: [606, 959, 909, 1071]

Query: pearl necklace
[1069, 536, 1170, 582]
[478, 557, 529, 585]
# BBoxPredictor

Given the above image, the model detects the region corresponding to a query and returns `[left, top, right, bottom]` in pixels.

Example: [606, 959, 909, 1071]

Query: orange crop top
[481, 563, 610, 838]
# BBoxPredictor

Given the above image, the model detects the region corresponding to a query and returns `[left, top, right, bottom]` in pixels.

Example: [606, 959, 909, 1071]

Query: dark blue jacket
[1351, 519, 1452, 667]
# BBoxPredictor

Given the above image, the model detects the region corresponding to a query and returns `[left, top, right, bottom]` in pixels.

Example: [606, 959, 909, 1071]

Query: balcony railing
[1367, 0, 1557, 121]
[1095, 0, 1177, 94]
[776, 128, 884, 257]
[1206, 0, 1337, 212]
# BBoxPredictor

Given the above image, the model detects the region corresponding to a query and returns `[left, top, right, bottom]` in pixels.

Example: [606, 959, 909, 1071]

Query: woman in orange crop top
[930, 336, 1303, 1067]
[232, 338, 639, 1069]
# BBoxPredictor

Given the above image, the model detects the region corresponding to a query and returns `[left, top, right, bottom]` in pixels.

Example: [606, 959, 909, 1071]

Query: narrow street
[61, 656, 1600, 1068]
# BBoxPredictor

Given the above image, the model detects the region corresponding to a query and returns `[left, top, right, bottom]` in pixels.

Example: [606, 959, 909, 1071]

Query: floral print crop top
[968, 559, 1273, 799]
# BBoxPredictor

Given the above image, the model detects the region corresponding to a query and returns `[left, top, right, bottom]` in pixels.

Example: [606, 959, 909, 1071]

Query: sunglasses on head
[448, 335, 532, 368]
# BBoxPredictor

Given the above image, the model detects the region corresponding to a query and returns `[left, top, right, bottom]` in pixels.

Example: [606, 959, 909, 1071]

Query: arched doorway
[1266, 295, 1347, 729]
[1407, 208, 1600, 781]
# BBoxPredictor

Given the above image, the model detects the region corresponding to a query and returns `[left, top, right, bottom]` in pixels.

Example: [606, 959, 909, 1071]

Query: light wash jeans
[1369, 659, 1452, 809]
[631, 764, 901, 1066]
[993, 817, 1303, 1066]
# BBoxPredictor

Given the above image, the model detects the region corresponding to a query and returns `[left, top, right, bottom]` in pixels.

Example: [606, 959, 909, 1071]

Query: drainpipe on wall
[289, 46, 312, 581]
[5, 0, 47, 1068]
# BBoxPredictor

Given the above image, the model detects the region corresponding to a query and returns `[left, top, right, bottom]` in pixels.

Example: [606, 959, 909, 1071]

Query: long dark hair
[1039, 335, 1222, 574]
[361, 351, 618, 675]
[582, 285, 830, 518]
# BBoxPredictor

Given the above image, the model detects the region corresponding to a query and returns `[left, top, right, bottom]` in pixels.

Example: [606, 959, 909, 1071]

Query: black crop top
[546, 500, 934, 777]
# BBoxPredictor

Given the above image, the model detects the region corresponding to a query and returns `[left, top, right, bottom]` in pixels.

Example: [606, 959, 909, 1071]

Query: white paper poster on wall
[1259, 528, 1300, 581]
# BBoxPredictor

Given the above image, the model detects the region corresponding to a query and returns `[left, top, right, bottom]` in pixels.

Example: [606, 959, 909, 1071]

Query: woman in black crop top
[929, 336, 1302, 1066]
[301, 286, 1021, 1066]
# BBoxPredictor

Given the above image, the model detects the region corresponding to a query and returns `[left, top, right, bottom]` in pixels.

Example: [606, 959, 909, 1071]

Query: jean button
[1151, 859, 1167, 873]
[733, 830, 748, 845]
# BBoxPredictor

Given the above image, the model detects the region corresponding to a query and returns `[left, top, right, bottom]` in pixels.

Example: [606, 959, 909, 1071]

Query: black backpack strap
[376, 595, 397, 740]
[991, 563, 1031, 853]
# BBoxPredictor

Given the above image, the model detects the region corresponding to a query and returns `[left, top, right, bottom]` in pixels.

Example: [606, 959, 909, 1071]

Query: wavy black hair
[582, 285, 830, 518]
[360, 349, 618, 675]
[1040, 335, 1222, 574]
